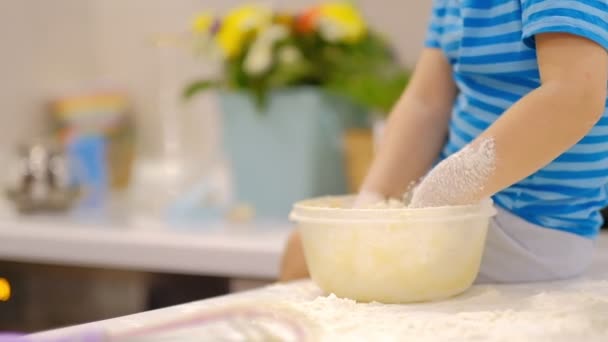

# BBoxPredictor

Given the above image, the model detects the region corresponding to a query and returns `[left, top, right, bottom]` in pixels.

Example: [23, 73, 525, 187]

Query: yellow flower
[318, 2, 367, 43]
[216, 4, 273, 58]
[217, 25, 243, 58]
[274, 13, 294, 27]
[193, 12, 214, 34]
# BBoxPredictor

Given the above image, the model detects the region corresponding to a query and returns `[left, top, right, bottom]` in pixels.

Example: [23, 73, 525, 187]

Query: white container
[290, 196, 497, 303]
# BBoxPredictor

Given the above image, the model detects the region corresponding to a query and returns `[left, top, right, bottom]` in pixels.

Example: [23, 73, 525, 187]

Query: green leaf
[182, 80, 220, 100]
[252, 84, 267, 111]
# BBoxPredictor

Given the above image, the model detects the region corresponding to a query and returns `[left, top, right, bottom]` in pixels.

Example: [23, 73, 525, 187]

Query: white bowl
[290, 196, 496, 303]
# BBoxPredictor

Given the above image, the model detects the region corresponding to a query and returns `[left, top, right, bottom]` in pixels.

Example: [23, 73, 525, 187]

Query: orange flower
[296, 6, 321, 34]
[296, 2, 367, 42]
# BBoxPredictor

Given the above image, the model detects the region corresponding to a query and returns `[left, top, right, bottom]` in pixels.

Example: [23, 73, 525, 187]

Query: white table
[0, 217, 291, 279]
[29, 233, 608, 341]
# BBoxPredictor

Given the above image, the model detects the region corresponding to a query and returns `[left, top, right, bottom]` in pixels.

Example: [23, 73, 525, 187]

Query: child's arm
[279, 230, 309, 282]
[279, 48, 456, 281]
[358, 48, 457, 201]
[411, 33, 608, 207]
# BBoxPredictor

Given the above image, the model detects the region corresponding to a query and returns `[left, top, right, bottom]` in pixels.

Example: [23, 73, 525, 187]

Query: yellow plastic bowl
[290, 196, 496, 303]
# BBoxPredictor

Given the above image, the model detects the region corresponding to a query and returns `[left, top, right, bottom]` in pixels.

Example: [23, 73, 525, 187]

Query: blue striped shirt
[426, 0, 608, 238]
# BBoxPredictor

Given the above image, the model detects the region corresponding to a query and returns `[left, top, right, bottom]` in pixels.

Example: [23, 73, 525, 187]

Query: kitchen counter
[29, 234, 608, 341]
[0, 217, 290, 279]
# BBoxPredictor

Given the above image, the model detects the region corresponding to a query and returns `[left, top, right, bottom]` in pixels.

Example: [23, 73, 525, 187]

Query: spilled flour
[410, 138, 496, 208]
[264, 280, 608, 341]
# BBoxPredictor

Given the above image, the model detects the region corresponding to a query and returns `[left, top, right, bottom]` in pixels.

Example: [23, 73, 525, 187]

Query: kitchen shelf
[0, 216, 291, 279]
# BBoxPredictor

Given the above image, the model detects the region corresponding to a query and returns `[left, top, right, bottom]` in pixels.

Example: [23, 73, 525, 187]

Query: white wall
[0, 0, 99, 150]
[0, 1, 432, 160]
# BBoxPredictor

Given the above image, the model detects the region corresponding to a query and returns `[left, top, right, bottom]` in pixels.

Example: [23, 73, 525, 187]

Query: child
[280, 0, 608, 283]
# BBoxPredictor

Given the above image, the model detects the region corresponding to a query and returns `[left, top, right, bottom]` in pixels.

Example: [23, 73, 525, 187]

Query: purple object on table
[0, 334, 25, 342]
[9, 326, 107, 342]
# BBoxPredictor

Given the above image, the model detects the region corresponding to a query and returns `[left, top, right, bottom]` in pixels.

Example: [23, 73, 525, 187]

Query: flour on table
[283, 280, 608, 341]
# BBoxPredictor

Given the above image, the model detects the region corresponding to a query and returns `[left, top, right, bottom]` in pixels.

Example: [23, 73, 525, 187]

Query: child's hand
[409, 138, 496, 208]
[352, 190, 385, 208]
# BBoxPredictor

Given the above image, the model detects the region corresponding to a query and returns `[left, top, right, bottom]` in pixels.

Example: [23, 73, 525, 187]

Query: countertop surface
[30, 233, 608, 341]
[0, 216, 290, 279]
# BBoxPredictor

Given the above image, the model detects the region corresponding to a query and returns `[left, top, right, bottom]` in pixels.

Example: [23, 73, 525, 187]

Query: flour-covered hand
[409, 138, 496, 208]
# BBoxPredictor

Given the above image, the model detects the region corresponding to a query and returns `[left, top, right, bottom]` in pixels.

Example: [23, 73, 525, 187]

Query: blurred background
[5, 0, 603, 334]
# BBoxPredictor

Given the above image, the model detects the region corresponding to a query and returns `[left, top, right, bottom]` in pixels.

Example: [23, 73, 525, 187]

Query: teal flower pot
[219, 87, 365, 219]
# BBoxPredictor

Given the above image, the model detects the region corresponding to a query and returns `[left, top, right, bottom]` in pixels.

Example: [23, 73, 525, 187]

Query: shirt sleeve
[521, 0, 608, 51]
[425, 0, 446, 49]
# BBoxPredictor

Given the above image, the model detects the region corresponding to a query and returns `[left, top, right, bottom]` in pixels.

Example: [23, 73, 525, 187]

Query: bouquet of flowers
[185, 1, 409, 114]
